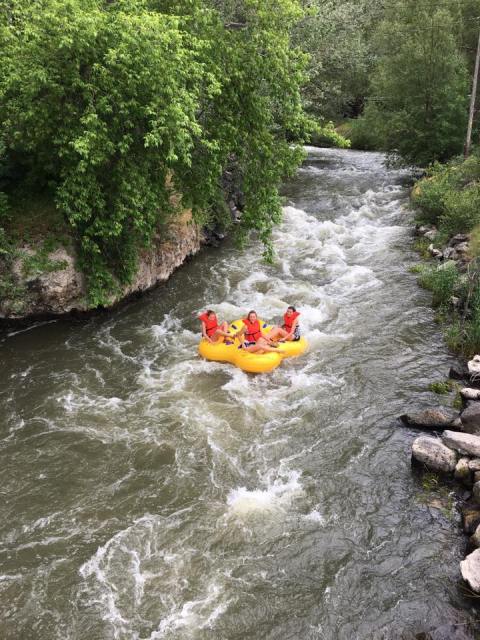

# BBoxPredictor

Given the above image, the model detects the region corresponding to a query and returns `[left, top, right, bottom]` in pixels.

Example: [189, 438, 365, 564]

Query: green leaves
[0, 0, 312, 304]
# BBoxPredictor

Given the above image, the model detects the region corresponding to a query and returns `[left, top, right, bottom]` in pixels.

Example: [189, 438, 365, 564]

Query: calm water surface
[1, 148, 478, 639]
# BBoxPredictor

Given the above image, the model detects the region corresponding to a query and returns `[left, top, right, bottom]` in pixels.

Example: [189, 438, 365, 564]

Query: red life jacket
[243, 317, 262, 342]
[284, 310, 300, 332]
[199, 312, 218, 337]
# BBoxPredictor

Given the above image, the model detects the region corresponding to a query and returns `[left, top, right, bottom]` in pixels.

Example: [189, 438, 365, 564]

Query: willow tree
[0, 0, 312, 302]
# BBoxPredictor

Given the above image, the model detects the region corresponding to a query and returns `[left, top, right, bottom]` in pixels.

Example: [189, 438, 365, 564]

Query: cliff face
[0, 217, 202, 321]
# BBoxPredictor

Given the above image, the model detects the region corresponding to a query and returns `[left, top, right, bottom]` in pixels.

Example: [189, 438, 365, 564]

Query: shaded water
[1, 148, 478, 639]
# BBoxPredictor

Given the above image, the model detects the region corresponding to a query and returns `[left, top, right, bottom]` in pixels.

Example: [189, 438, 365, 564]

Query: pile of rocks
[408, 357, 480, 593]
[415, 225, 470, 265]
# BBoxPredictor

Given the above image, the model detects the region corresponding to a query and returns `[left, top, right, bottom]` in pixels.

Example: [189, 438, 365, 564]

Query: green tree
[363, 0, 469, 165]
[293, 0, 385, 120]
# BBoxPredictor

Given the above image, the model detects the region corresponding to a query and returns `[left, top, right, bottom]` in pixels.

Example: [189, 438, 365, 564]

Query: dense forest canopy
[0, 0, 479, 302]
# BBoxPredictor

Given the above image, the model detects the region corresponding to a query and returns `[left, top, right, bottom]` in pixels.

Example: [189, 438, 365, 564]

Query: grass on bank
[411, 150, 480, 357]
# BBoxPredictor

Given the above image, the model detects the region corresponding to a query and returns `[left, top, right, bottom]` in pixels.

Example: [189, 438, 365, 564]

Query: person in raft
[255, 305, 301, 343]
[278, 305, 301, 342]
[235, 310, 285, 354]
[199, 310, 231, 343]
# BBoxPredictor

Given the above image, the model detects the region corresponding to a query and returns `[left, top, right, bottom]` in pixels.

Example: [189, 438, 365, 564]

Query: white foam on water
[304, 509, 326, 524]
[79, 512, 231, 639]
[226, 469, 304, 519]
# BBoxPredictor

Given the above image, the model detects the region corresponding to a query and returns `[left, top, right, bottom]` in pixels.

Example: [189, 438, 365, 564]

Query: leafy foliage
[0, 0, 313, 303]
[361, 0, 469, 166]
[412, 152, 480, 233]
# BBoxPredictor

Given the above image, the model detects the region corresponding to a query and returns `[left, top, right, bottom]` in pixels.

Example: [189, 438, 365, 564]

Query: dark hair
[287, 305, 296, 312]
[206, 309, 215, 316]
[247, 310, 257, 319]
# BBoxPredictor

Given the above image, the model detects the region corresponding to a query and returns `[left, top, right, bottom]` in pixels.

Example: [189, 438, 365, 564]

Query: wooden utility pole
[465, 28, 480, 158]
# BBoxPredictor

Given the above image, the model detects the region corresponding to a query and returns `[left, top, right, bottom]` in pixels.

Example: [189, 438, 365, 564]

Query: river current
[1, 148, 479, 639]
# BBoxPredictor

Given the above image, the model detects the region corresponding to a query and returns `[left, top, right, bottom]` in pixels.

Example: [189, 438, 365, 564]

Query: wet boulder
[400, 408, 458, 431]
[471, 523, 480, 548]
[454, 457, 473, 486]
[461, 505, 480, 534]
[468, 459, 480, 472]
[411, 436, 457, 473]
[460, 403, 480, 434]
[443, 431, 480, 457]
[449, 364, 470, 381]
[473, 482, 480, 503]
[461, 548, 480, 592]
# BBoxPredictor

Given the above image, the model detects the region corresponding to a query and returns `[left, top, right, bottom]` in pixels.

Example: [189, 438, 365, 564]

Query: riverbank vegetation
[411, 153, 480, 355]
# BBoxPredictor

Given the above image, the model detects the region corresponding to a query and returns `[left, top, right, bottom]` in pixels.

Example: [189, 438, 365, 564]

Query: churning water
[1, 148, 478, 639]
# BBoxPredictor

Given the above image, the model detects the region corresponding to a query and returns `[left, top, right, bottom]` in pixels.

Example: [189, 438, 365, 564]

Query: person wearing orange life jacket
[265, 306, 301, 342]
[235, 310, 285, 354]
[199, 310, 231, 343]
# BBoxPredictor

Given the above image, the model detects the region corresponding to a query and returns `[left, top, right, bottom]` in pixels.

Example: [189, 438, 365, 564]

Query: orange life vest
[284, 310, 300, 332]
[243, 318, 262, 342]
[199, 312, 218, 337]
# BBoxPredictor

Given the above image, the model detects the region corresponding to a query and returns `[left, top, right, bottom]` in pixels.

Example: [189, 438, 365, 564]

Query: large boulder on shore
[400, 408, 458, 431]
[442, 431, 480, 457]
[411, 436, 457, 473]
[460, 403, 480, 434]
[461, 548, 480, 592]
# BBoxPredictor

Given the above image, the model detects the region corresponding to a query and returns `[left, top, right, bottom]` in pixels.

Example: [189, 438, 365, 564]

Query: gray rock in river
[473, 482, 480, 503]
[462, 505, 480, 534]
[471, 524, 480, 548]
[468, 459, 480, 471]
[449, 364, 471, 381]
[411, 436, 457, 473]
[455, 457, 473, 486]
[461, 403, 480, 434]
[461, 548, 480, 592]
[400, 408, 459, 431]
[443, 431, 480, 457]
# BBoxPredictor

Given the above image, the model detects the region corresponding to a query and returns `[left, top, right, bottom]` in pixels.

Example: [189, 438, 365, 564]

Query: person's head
[206, 309, 216, 319]
[247, 310, 257, 322]
[286, 305, 296, 316]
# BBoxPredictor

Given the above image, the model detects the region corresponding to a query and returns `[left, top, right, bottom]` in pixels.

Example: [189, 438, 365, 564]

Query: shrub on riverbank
[412, 152, 480, 356]
[412, 152, 480, 235]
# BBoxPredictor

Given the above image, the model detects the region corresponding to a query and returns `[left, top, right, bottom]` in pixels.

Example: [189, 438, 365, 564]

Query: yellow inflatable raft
[198, 318, 308, 373]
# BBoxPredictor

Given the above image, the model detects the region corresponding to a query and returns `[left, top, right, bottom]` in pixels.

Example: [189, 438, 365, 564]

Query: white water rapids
[0, 148, 478, 639]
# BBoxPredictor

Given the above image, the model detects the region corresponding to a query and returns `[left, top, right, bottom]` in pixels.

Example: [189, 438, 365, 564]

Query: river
[1, 147, 478, 639]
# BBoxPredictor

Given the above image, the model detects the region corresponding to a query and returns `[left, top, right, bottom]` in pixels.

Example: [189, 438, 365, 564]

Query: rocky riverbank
[405, 222, 480, 593]
[409, 362, 480, 594]
[0, 213, 203, 322]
